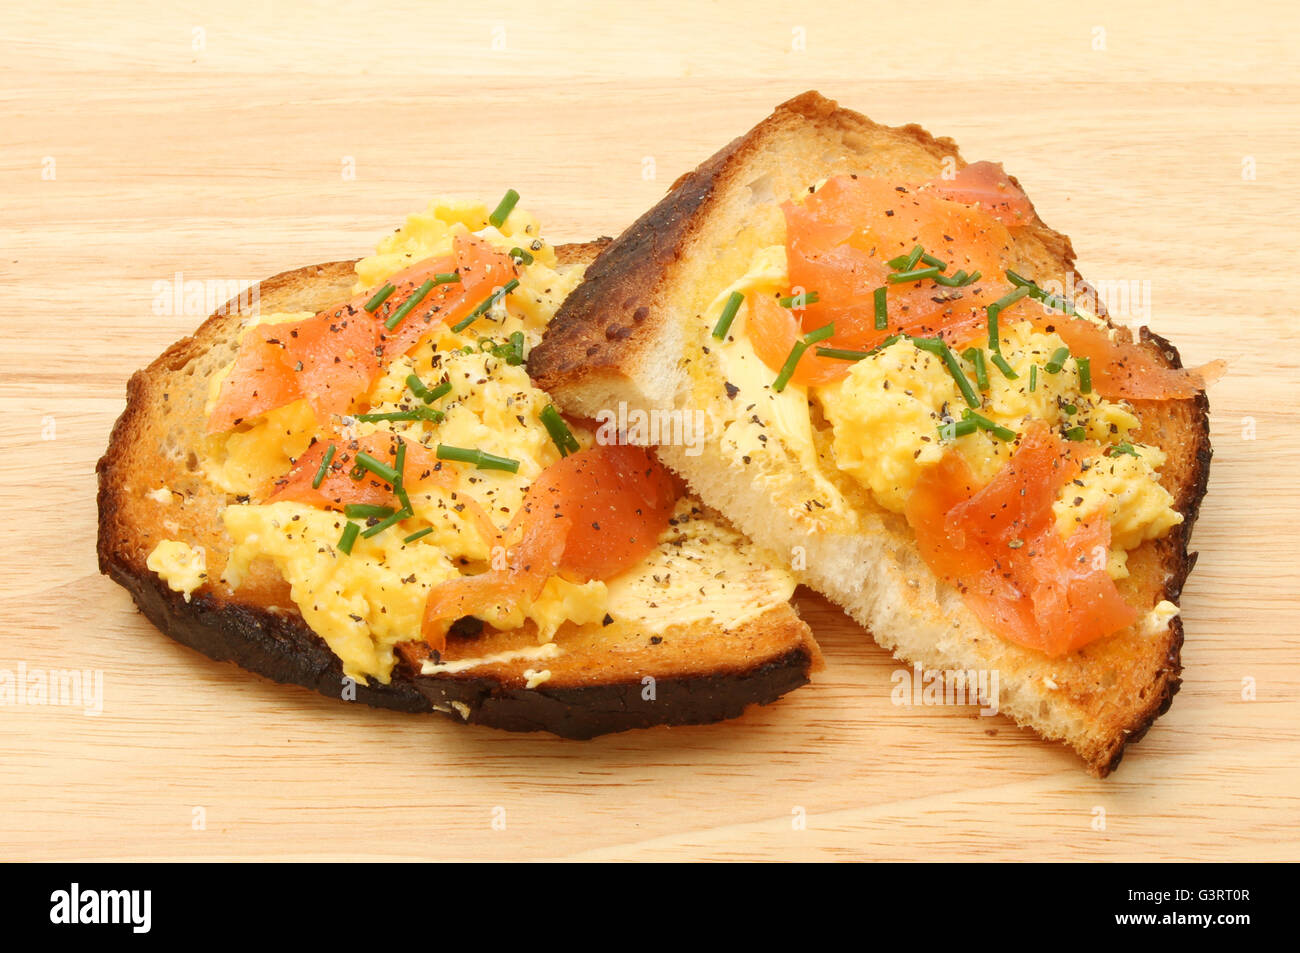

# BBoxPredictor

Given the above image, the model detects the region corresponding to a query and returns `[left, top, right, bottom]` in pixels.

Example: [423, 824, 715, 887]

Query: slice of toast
[97, 241, 821, 738]
[529, 92, 1211, 773]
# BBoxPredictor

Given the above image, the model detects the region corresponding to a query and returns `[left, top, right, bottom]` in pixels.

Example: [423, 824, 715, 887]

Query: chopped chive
[803, 323, 835, 345]
[874, 286, 888, 330]
[355, 407, 444, 424]
[1077, 356, 1093, 394]
[815, 346, 872, 361]
[886, 247, 928, 270]
[1108, 442, 1140, 458]
[508, 246, 534, 266]
[490, 330, 526, 365]
[1062, 402, 1078, 416]
[1045, 346, 1071, 374]
[772, 323, 834, 393]
[403, 527, 434, 544]
[963, 410, 1017, 441]
[364, 283, 396, 312]
[433, 445, 476, 465]
[991, 285, 1033, 313]
[344, 503, 395, 519]
[452, 278, 519, 334]
[1064, 426, 1087, 442]
[393, 440, 407, 489]
[938, 418, 978, 440]
[932, 269, 969, 287]
[406, 373, 451, 404]
[1040, 291, 1078, 316]
[433, 272, 461, 285]
[384, 279, 435, 331]
[436, 444, 520, 473]
[540, 405, 581, 457]
[489, 189, 520, 228]
[337, 521, 360, 554]
[476, 451, 520, 473]
[778, 290, 820, 308]
[1029, 364, 1038, 392]
[1007, 270, 1078, 316]
[962, 347, 989, 392]
[361, 507, 412, 539]
[990, 351, 1019, 380]
[311, 443, 336, 489]
[920, 252, 948, 271]
[712, 291, 745, 340]
[406, 373, 431, 401]
[353, 452, 400, 486]
[887, 265, 943, 284]
[913, 337, 980, 408]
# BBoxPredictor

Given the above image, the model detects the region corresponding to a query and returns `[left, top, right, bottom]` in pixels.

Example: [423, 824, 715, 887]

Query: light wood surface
[2, 0, 1298, 862]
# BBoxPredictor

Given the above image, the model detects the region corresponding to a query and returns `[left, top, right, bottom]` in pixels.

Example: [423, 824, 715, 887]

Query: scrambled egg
[146, 540, 207, 602]
[701, 241, 1181, 580]
[697, 246, 858, 532]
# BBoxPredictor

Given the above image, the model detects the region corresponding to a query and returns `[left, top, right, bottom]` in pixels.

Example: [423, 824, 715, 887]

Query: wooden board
[2, 0, 1297, 861]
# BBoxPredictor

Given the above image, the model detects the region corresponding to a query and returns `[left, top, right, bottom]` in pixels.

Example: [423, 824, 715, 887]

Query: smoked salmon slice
[207, 234, 515, 433]
[749, 172, 1215, 403]
[905, 422, 1138, 657]
[419, 445, 678, 651]
[268, 432, 453, 511]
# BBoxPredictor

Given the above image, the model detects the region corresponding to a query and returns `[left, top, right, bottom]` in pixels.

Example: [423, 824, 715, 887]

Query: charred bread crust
[104, 557, 816, 735]
[97, 240, 818, 737]
[531, 91, 1213, 775]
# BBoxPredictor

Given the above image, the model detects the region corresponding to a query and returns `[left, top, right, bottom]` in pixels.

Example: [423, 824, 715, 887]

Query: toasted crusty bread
[97, 241, 821, 737]
[530, 92, 1211, 773]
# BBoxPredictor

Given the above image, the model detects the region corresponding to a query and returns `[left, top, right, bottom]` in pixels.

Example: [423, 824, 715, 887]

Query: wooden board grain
[1, 0, 1298, 862]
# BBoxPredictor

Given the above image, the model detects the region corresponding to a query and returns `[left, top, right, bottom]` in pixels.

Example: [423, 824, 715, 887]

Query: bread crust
[530, 92, 1212, 774]
[97, 241, 819, 737]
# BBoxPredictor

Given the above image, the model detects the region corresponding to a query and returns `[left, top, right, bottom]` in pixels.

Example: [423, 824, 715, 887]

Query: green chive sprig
[913, 337, 980, 408]
[772, 323, 835, 393]
[355, 407, 444, 424]
[1045, 346, 1071, 374]
[489, 189, 520, 228]
[436, 444, 520, 473]
[779, 290, 820, 309]
[1077, 356, 1093, 394]
[962, 347, 990, 391]
[452, 278, 520, 334]
[384, 279, 435, 331]
[364, 284, 396, 313]
[712, 291, 744, 340]
[311, 444, 336, 489]
[541, 405, 580, 457]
